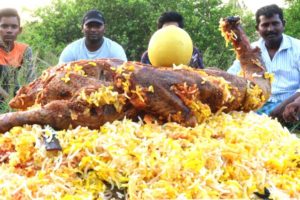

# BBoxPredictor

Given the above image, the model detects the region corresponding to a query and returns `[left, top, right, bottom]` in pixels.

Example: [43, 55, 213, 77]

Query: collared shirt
[227, 34, 300, 103]
[140, 47, 204, 69]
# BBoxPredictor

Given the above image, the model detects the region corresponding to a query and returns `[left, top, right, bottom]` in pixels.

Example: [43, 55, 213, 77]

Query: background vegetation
[19, 0, 298, 70]
[19, 0, 258, 69]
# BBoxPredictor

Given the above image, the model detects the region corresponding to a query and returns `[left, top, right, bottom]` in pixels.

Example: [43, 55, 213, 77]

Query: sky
[0, 0, 52, 25]
[0, 0, 287, 24]
[242, 0, 286, 12]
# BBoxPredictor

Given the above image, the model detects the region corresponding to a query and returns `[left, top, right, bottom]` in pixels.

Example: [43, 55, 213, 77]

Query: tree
[20, 0, 255, 71]
[284, 0, 300, 39]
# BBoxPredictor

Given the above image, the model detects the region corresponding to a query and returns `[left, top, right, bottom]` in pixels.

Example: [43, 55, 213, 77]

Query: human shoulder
[14, 42, 29, 48]
[192, 47, 201, 55]
[61, 38, 84, 55]
[285, 34, 300, 48]
[141, 50, 150, 64]
[250, 38, 263, 49]
[59, 38, 85, 64]
[103, 37, 124, 49]
[14, 42, 30, 54]
[281, 34, 300, 58]
[102, 37, 127, 61]
[64, 38, 85, 50]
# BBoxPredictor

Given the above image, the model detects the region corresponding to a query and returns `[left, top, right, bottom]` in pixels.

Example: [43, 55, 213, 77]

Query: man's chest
[0, 48, 24, 67]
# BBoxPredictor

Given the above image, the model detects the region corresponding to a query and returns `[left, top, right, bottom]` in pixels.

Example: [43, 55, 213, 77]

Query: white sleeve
[58, 45, 75, 64]
[227, 59, 242, 75]
[113, 45, 127, 61]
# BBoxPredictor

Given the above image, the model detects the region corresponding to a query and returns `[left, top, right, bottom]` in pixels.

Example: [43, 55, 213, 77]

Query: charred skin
[0, 17, 271, 133]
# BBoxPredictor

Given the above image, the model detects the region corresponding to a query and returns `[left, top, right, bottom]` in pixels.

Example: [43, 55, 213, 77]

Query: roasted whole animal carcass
[0, 17, 272, 133]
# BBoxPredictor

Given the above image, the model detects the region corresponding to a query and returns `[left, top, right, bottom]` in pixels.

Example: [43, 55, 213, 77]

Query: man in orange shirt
[0, 8, 35, 102]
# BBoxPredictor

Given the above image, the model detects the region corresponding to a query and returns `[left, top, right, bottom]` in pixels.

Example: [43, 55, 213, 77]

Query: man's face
[0, 16, 21, 45]
[82, 22, 105, 42]
[256, 14, 284, 45]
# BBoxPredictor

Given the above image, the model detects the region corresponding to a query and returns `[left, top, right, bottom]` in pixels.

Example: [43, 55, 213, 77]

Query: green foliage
[20, 0, 255, 70]
[284, 0, 300, 39]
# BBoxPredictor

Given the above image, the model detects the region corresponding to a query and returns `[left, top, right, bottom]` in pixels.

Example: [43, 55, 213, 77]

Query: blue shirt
[227, 34, 300, 103]
[58, 37, 127, 64]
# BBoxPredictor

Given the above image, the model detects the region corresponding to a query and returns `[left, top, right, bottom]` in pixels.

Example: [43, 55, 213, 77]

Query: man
[140, 11, 204, 69]
[0, 8, 35, 102]
[59, 9, 127, 64]
[227, 4, 300, 122]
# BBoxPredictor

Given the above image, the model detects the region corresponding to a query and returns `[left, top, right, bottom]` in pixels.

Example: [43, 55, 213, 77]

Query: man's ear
[255, 24, 258, 31]
[283, 19, 286, 27]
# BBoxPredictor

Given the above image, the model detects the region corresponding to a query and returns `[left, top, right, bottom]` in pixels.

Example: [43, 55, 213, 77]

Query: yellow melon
[148, 25, 193, 67]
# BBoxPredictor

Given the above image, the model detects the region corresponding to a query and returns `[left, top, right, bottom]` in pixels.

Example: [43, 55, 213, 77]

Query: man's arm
[140, 51, 151, 64]
[271, 52, 300, 122]
[271, 91, 300, 123]
[282, 93, 300, 122]
[190, 47, 204, 69]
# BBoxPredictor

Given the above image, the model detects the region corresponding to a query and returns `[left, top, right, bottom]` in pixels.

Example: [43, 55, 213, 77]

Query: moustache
[266, 32, 277, 37]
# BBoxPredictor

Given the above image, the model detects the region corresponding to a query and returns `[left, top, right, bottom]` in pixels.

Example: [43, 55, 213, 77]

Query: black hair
[255, 4, 284, 25]
[0, 8, 20, 25]
[157, 11, 184, 29]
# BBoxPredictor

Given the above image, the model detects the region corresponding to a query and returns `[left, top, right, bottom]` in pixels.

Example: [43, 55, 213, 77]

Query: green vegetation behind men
[20, 0, 246, 69]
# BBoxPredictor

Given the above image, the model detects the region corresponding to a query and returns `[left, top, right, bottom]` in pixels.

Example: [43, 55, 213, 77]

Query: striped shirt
[227, 34, 300, 103]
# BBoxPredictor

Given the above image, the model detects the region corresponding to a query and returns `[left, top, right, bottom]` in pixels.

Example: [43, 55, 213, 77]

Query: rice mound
[0, 111, 299, 199]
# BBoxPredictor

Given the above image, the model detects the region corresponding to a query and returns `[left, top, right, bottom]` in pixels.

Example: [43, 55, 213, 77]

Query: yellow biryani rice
[0, 111, 299, 199]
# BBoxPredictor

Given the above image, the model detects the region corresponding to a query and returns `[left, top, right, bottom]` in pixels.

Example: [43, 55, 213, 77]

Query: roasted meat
[0, 17, 271, 133]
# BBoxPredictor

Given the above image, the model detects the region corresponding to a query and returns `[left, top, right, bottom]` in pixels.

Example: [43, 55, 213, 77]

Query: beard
[85, 33, 103, 42]
[264, 33, 283, 48]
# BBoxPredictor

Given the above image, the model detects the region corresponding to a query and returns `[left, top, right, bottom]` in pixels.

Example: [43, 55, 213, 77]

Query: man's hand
[270, 103, 285, 122]
[283, 98, 300, 123]
[270, 92, 300, 123]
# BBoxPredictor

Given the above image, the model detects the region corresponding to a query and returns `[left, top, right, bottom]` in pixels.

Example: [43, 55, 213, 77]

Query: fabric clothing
[140, 47, 204, 69]
[256, 101, 281, 115]
[0, 42, 28, 67]
[58, 37, 127, 64]
[0, 46, 35, 102]
[227, 34, 300, 113]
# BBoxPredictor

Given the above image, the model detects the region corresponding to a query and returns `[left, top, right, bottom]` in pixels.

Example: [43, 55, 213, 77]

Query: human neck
[85, 38, 104, 52]
[265, 36, 283, 51]
[265, 37, 283, 60]
[0, 41, 14, 52]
